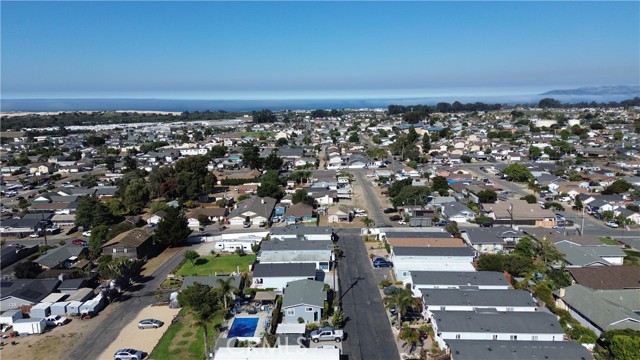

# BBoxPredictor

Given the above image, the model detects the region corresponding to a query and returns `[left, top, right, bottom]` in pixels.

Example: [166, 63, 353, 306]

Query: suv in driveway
[372, 257, 393, 268]
[114, 349, 146, 360]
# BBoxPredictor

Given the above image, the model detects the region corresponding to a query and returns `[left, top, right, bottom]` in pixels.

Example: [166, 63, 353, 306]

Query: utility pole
[581, 206, 585, 236]
[40, 211, 48, 248]
[509, 203, 514, 229]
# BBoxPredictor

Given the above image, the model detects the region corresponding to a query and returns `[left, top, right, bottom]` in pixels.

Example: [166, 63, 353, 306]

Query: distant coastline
[2, 93, 638, 112]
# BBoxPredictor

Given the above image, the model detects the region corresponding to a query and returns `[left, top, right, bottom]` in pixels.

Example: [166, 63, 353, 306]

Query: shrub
[297, 317, 305, 324]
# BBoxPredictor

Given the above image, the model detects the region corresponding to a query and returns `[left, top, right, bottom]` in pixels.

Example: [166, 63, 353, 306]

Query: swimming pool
[227, 317, 259, 338]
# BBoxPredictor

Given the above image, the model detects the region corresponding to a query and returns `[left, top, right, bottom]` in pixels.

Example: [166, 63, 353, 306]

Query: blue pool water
[228, 317, 259, 337]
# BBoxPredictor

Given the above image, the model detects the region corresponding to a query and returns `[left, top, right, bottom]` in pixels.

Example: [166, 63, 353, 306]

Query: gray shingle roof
[227, 196, 276, 219]
[431, 310, 563, 334]
[555, 242, 626, 266]
[35, 243, 85, 268]
[423, 289, 536, 307]
[462, 226, 523, 244]
[181, 276, 243, 291]
[270, 226, 333, 237]
[260, 239, 333, 252]
[445, 340, 593, 360]
[282, 279, 325, 309]
[411, 271, 508, 287]
[556, 284, 640, 332]
[253, 263, 317, 278]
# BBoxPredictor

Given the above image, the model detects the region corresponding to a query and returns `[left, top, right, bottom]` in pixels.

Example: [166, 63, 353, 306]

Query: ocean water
[1, 94, 636, 112]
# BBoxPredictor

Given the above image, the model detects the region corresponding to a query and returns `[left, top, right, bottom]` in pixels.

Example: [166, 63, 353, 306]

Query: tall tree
[215, 277, 238, 311]
[242, 145, 262, 169]
[123, 178, 150, 214]
[263, 153, 284, 171]
[383, 288, 416, 329]
[155, 206, 191, 247]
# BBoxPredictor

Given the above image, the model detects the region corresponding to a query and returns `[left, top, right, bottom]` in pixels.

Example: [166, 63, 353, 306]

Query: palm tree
[399, 324, 420, 354]
[360, 217, 375, 234]
[384, 288, 416, 329]
[215, 277, 238, 312]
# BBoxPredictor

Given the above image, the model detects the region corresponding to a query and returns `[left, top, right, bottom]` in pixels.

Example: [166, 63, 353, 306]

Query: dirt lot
[97, 304, 180, 360]
[0, 302, 119, 360]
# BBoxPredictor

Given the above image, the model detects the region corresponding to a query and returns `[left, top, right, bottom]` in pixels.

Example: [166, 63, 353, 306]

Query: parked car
[45, 315, 68, 326]
[72, 239, 86, 246]
[398, 220, 407, 225]
[383, 207, 397, 213]
[138, 319, 164, 329]
[435, 220, 450, 226]
[309, 327, 344, 343]
[82, 230, 92, 237]
[114, 348, 146, 360]
[29, 233, 40, 238]
[479, 222, 494, 228]
[605, 220, 619, 228]
[389, 215, 402, 221]
[373, 257, 393, 268]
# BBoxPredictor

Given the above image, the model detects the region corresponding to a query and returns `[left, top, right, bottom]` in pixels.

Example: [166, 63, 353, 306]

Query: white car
[29, 233, 39, 238]
[45, 315, 68, 326]
[398, 221, 407, 225]
[605, 220, 619, 228]
[82, 230, 92, 237]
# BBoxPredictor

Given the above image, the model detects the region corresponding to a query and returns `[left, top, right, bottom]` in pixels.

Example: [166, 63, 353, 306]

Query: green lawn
[177, 254, 256, 276]
[150, 308, 224, 360]
[599, 237, 620, 245]
[240, 131, 275, 138]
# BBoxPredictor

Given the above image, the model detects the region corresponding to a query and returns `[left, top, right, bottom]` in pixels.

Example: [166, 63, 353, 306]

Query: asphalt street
[335, 229, 399, 360]
[464, 164, 640, 246]
[67, 247, 185, 360]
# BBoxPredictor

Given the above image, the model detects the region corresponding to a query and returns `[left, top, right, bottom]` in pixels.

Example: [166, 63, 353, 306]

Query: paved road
[353, 172, 389, 228]
[67, 247, 186, 360]
[335, 229, 399, 360]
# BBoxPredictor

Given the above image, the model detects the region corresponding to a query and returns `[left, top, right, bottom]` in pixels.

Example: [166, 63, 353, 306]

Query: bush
[297, 317, 305, 324]
[384, 242, 391, 254]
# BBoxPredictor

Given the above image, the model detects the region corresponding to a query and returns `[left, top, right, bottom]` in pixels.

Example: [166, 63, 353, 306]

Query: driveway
[97, 305, 180, 359]
[335, 229, 399, 360]
[67, 247, 186, 360]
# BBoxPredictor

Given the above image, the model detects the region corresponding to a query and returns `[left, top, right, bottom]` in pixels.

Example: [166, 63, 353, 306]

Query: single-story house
[252, 263, 318, 292]
[391, 247, 476, 281]
[282, 279, 325, 324]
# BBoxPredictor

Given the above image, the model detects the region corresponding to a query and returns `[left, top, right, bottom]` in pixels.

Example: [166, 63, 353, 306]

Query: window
[506, 307, 514, 312]
[510, 335, 518, 340]
[286, 309, 295, 316]
[531, 336, 538, 341]
[493, 335, 498, 340]
[255, 278, 263, 284]
[305, 307, 314, 312]
[123, 248, 128, 253]
[455, 334, 461, 339]
[112, 248, 117, 253]
[440, 306, 446, 311]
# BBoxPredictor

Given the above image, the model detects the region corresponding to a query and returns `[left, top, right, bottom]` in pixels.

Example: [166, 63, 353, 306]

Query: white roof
[213, 348, 340, 360]
[276, 323, 306, 334]
[41, 293, 68, 303]
[31, 302, 52, 310]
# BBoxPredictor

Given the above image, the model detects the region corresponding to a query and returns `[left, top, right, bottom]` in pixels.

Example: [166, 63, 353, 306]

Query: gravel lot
[97, 304, 180, 360]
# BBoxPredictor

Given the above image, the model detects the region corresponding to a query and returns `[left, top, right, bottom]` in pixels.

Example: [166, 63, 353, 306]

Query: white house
[258, 239, 334, 272]
[421, 289, 537, 318]
[251, 263, 318, 292]
[430, 310, 565, 349]
[391, 247, 476, 281]
[405, 271, 510, 297]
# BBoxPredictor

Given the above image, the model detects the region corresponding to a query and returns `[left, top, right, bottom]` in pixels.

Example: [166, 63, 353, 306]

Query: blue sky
[1, 1, 638, 100]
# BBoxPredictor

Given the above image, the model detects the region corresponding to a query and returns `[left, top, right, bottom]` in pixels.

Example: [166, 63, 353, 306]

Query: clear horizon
[2, 1, 639, 100]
